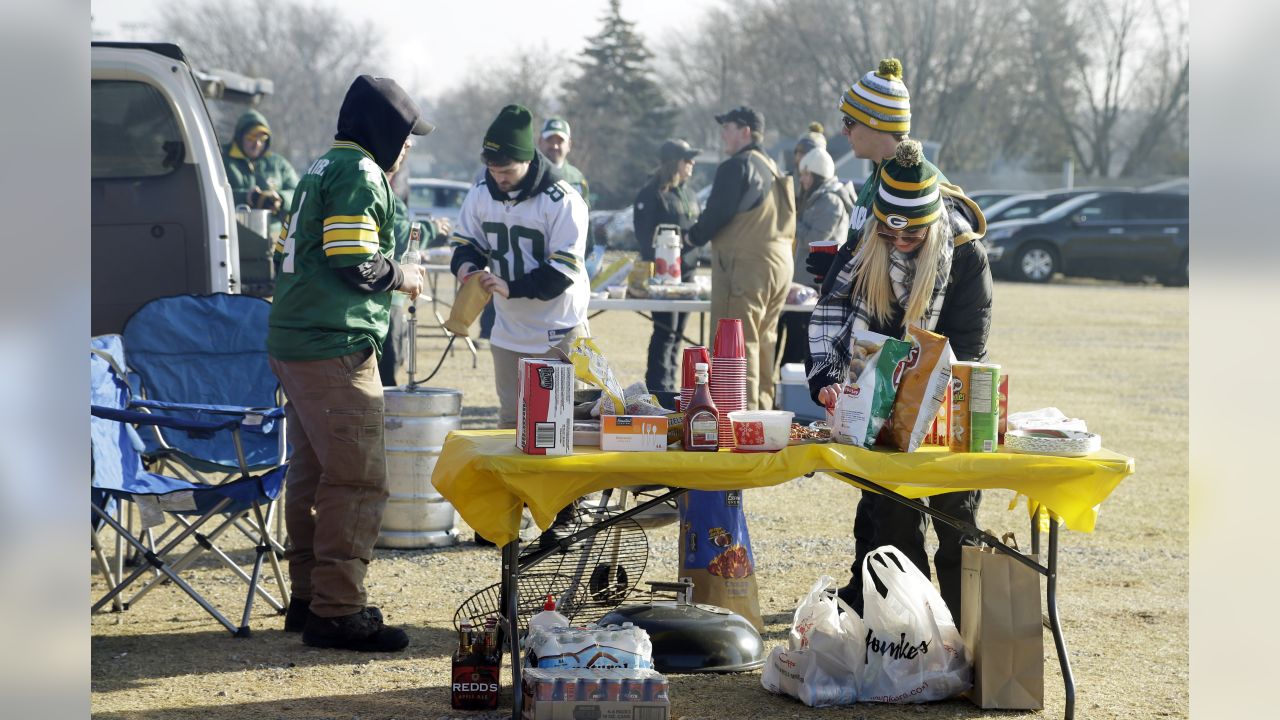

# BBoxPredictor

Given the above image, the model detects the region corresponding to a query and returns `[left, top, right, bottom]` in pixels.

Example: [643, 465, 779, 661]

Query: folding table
[432, 430, 1134, 719]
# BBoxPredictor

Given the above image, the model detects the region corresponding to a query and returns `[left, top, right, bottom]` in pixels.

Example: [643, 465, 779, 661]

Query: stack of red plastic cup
[679, 346, 711, 412]
[710, 318, 747, 448]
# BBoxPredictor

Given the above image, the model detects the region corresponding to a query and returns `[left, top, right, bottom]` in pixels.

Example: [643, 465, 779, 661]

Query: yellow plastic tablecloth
[431, 430, 1135, 546]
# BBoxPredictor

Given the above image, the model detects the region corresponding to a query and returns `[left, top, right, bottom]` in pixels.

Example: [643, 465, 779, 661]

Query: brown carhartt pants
[269, 347, 387, 618]
[709, 151, 796, 410]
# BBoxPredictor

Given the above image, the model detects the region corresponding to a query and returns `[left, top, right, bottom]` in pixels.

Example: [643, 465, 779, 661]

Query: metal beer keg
[377, 386, 462, 548]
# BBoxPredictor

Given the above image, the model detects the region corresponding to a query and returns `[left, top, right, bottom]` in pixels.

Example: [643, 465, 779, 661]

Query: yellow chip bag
[568, 337, 627, 415]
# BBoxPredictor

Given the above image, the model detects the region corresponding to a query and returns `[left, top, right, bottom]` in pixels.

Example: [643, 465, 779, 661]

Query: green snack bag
[830, 329, 913, 449]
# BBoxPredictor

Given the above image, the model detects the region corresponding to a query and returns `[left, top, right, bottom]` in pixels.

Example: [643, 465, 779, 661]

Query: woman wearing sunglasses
[806, 137, 992, 624]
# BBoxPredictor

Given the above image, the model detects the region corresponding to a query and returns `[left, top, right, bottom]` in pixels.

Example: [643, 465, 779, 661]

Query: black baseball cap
[714, 105, 764, 132]
[659, 139, 701, 162]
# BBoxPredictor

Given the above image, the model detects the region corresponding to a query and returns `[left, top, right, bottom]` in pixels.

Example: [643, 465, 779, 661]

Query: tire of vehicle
[1160, 252, 1188, 287]
[1013, 242, 1057, 283]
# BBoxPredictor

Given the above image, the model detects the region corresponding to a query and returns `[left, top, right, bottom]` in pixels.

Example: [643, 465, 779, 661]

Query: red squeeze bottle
[682, 362, 720, 451]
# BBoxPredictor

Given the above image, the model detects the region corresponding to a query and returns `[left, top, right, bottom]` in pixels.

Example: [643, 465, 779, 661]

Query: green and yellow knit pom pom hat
[838, 58, 911, 134]
[873, 140, 942, 229]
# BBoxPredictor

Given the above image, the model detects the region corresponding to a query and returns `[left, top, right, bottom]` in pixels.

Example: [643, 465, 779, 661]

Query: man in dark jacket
[268, 75, 431, 652]
[687, 106, 795, 410]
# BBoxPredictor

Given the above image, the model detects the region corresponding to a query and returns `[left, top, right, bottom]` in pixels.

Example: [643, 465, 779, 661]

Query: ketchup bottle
[682, 362, 719, 451]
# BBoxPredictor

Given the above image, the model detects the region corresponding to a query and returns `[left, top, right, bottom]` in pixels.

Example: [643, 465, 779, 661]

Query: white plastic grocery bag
[859, 547, 972, 703]
[762, 645, 858, 707]
[762, 575, 864, 706]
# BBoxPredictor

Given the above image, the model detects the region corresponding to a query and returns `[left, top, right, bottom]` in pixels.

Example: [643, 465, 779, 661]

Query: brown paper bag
[443, 275, 492, 337]
[961, 542, 1044, 709]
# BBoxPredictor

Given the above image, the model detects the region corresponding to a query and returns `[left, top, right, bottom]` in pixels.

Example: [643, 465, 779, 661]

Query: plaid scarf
[808, 224, 954, 386]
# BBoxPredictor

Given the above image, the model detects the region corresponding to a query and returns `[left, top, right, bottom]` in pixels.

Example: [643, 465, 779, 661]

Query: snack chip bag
[829, 330, 912, 448]
[568, 337, 628, 415]
[878, 325, 954, 452]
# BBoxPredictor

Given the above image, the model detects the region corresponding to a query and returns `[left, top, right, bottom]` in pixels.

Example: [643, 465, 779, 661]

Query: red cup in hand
[808, 239, 839, 283]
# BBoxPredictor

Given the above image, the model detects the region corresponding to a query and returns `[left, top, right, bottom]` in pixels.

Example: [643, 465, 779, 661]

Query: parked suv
[983, 191, 1188, 285]
[92, 42, 240, 335]
[407, 178, 470, 244]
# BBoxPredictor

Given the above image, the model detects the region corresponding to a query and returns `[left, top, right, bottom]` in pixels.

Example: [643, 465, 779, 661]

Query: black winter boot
[301, 607, 407, 652]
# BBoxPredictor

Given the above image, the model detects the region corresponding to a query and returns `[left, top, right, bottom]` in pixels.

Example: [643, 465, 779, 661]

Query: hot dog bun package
[829, 329, 912, 448]
[878, 325, 954, 452]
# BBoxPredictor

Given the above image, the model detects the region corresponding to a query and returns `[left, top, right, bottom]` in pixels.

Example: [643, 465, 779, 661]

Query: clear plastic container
[727, 410, 794, 451]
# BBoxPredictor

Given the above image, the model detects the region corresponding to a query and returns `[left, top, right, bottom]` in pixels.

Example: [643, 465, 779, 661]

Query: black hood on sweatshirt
[334, 75, 434, 172]
[483, 149, 563, 203]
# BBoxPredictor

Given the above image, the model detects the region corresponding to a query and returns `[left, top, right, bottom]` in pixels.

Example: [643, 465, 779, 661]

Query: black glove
[805, 248, 837, 283]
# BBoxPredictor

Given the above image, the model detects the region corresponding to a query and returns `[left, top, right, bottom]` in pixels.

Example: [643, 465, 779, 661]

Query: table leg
[1031, 508, 1041, 556]
[501, 539, 522, 720]
[1046, 517, 1075, 719]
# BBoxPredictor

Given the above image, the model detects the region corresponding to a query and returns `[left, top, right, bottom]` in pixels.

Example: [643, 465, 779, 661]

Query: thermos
[652, 223, 682, 285]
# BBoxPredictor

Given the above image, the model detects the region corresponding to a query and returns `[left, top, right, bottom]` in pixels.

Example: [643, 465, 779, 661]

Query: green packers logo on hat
[541, 117, 571, 139]
[873, 140, 942, 228]
[838, 58, 911, 134]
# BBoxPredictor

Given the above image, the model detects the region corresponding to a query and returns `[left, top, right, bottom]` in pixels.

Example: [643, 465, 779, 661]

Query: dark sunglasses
[876, 228, 929, 243]
[841, 115, 858, 131]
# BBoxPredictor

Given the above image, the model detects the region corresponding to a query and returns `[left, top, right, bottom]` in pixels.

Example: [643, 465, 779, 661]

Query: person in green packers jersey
[267, 75, 432, 653]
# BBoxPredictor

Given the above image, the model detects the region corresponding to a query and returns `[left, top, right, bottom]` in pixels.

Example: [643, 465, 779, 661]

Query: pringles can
[949, 362, 1001, 453]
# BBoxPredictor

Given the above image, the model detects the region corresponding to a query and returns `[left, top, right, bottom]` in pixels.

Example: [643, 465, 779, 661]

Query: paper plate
[1005, 429, 1101, 457]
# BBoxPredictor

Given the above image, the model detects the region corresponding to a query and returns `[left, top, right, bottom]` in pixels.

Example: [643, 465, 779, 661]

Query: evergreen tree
[560, 0, 676, 209]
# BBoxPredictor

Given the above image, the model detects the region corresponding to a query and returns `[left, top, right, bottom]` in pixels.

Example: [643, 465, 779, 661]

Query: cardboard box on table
[517, 359, 574, 455]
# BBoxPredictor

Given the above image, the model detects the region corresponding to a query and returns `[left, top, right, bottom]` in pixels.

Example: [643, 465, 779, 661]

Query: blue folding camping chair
[121, 293, 288, 480]
[91, 346, 288, 636]
[121, 293, 289, 550]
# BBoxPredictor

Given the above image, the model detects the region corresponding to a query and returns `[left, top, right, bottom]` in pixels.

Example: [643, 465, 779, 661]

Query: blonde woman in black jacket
[808, 141, 992, 619]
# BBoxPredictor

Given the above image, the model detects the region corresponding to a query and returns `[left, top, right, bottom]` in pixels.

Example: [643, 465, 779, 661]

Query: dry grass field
[91, 274, 1188, 719]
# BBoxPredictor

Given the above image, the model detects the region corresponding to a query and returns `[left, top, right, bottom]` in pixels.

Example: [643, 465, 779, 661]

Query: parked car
[982, 188, 1112, 224]
[92, 42, 241, 335]
[407, 177, 471, 244]
[1140, 177, 1188, 194]
[967, 190, 1021, 210]
[982, 191, 1188, 285]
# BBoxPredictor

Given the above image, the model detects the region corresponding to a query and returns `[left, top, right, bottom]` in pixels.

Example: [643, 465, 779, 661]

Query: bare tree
[1118, 0, 1188, 176]
[659, 0, 1033, 170]
[421, 46, 564, 180]
[158, 0, 387, 169]
[1025, 0, 1188, 177]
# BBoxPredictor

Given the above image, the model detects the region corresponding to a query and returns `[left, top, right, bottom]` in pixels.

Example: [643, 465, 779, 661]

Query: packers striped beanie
[839, 58, 911, 134]
[873, 140, 942, 229]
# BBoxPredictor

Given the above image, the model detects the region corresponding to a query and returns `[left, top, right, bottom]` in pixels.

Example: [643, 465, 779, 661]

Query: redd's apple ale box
[517, 358, 574, 455]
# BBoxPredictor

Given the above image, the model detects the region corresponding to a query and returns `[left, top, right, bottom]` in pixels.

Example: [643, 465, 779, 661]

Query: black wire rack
[453, 500, 649, 633]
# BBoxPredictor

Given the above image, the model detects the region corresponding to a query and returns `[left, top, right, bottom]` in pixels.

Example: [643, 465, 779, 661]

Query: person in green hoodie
[223, 109, 300, 238]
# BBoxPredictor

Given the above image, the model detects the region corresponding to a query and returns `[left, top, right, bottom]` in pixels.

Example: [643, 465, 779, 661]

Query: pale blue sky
[90, 0, 716, 97]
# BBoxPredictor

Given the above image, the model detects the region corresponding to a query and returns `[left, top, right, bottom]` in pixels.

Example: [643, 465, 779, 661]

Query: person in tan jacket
[686, 106, 796, 410]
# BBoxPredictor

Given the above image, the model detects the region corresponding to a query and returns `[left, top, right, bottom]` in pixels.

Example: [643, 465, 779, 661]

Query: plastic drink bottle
[529, 594, 569, 629]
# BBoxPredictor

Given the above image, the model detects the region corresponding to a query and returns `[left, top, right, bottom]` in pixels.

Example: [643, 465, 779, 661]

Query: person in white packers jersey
[449, 104, 591, 428]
